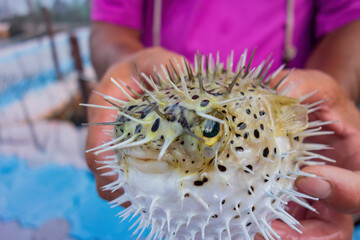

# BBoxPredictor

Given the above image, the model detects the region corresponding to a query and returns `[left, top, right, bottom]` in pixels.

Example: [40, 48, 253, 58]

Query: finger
[296, 165, 360, 214]
[286, 201, 308, 220]
[269, 69, 340, 103]
[95, 174, 131, 207]
[85, 67, 143, 172]
[272, 201, 353, 240]
[86, 124, 115, 172]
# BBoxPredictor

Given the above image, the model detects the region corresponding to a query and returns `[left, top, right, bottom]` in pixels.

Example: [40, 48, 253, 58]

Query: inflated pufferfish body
[85, 51, 333, 240]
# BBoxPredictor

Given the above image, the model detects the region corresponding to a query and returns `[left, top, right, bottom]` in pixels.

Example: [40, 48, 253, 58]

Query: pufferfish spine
[83, 50, 334, 240]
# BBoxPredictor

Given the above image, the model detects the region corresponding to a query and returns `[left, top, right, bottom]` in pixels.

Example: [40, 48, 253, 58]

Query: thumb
[295, 165, 360, 214]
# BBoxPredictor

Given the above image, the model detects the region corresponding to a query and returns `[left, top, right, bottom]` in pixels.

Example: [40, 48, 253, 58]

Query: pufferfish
[83, 50, 334, 240]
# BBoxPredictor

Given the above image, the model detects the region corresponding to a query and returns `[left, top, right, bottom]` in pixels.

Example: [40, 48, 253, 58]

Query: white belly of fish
[115, 136, 294, 240]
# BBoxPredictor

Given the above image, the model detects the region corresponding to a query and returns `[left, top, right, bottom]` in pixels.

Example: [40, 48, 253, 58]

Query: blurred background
[0, 0, 142, 239]
[0, 1, 359, 240]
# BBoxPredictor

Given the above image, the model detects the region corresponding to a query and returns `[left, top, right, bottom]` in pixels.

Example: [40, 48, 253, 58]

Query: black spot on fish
[254, 129, 260, 138]
[248, 186, 254, 195]
[168, 115, 177, 122]
[259, 111, 266, 116]
[237, 122, 247, 130]
[139, 105, 154, 119]
[134, 124, 142, 134]
[235, 146, 244, 152]
[128, 105, 138, 111]
[243, 132, 249, 139]
[246, 109, 251, 114]
[151, 118, 160, 132]
[218, 164, 227, 172]
[264, 174, 270, 183]
[192, 95, 199, 100]
[263, 147, 269, 158]
[260, 124, 264, 130]
[200, 100, 209, 107]
[194, 180, 203, 186]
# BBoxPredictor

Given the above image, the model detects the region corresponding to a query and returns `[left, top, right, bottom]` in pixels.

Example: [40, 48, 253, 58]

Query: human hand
[262, 69, 360, 239]
[85, 47, 184, 204]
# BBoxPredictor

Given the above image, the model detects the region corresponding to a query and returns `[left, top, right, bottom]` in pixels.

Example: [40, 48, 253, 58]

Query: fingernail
[296, 177, 332, 199]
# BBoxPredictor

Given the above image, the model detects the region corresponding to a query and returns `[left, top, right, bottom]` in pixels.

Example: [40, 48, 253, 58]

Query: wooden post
[69, 32, 90, 102]
[41, 7, 62, 80]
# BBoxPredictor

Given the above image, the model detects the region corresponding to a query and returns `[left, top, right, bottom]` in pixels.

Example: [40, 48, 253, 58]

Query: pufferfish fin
[265, 95, 308, 136]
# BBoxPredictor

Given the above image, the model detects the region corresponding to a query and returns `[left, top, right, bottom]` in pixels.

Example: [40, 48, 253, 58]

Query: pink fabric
[91, 0, 360, 69]
[91, 0, 143, 29]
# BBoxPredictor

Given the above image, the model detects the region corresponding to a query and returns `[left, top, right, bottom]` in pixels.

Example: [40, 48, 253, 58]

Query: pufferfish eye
[202, 120, 223, 146]
[203, 120, 220, 137]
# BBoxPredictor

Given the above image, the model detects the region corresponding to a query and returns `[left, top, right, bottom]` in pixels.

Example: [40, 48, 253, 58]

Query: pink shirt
[91, 0, 360, 70]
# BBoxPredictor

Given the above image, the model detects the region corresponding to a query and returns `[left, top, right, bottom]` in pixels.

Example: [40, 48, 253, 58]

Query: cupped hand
[85, 47, 184, 204]
[266, 69, 360, 239]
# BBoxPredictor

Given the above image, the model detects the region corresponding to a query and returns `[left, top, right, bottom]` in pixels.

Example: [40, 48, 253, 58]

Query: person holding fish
[87, 0, 360, 239]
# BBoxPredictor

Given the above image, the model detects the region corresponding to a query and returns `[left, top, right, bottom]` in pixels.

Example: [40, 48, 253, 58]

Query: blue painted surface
[354, 225, 360, 240]
[0, 154, 146, 240]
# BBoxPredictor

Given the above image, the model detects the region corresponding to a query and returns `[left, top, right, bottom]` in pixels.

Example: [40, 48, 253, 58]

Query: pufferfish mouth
[126, 152, 170, 174]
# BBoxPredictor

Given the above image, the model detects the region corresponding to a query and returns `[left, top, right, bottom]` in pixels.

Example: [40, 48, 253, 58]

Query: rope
[284, 0, 297, 65]
[152, 0, 162, 46]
